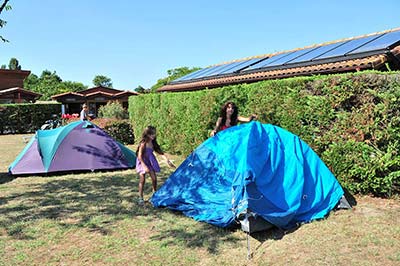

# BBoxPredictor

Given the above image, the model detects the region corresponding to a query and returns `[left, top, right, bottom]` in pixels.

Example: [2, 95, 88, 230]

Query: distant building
[51, 86, 139, 116]
[0, 69, 41, 103]
[159, 28, 400, 92]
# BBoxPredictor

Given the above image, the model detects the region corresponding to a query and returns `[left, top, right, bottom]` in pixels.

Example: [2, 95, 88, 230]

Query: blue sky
[1, 0, 399, 91]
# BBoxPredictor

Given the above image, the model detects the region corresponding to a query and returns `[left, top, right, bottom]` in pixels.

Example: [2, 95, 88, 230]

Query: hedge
[129, 71, 400, 197]
[0, 103, 61, 134]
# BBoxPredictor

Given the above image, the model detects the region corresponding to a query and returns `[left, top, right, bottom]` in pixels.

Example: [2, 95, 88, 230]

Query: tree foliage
[134, 85, 149, 93]
[93, 75, 113, 88]
[0, 0, 11, 43]
[8, 57, 21, 70]
[98, 101, 128, 119]
[24, 70, 87, 100]
[150, 66, 201, 92]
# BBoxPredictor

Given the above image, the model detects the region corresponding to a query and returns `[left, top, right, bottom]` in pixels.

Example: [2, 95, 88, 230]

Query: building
[0, 69, 42, 103]
[158, 28, 400, 92]
[51, 86, 139, 116]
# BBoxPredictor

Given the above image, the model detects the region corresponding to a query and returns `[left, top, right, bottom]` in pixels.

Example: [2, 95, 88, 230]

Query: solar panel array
[171, 29, 400, 84]
[173, 57, 267, 83]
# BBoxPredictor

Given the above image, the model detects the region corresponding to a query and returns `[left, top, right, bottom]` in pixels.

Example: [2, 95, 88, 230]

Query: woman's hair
[219, 101, 238, 128]
[136, 125, 163, 154]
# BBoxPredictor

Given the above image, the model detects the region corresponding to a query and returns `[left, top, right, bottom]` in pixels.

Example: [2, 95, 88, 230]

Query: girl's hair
[136, 125, 163, 155]
[219, 101, 238, 128]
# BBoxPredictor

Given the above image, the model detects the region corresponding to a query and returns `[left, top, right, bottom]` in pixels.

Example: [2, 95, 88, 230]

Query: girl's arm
[137, 143, 150, 173]
[211, 117, 223, 136]
[160, 154, 176, 168]
[238, 114, 257, 123]
[154, 144, 176, 169]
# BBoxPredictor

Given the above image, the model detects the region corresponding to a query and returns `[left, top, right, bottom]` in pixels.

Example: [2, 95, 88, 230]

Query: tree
[33, 70, 63, 100]
[25, 70, 89, 100]
[8, 57, 21, 70]
[150, 66, 201, 92]
[1, 64, 5, 69]
[24, 73, 39, 88]
[93, 75, 113, 88]
[134, 85, 148, 93]
[0, 0, 11, 43]
[57, 81, 87, 93]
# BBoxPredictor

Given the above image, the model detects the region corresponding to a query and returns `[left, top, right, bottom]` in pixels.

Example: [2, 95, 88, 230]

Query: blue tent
[151, 122, 345, 230]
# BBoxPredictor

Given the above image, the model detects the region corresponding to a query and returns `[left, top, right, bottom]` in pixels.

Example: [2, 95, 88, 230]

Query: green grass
[1, 134, 400, 265]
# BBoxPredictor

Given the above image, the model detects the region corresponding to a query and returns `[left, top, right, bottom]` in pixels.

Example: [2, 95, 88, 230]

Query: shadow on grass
[0, 168, 301, 254]
[150, 219, 244, 255]
[0, 172, 15, 184]
[0, 168, 248, 253]
[0, 170, 167, 236]
[149, 217, 293, 255]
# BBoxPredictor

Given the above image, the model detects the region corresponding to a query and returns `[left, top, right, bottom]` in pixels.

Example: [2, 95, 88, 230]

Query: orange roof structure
[158, 28, 400, 92]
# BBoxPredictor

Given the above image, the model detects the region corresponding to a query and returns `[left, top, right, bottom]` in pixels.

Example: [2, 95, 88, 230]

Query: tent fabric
[151, 122, 344, 229]
[9, 121, 136, 175]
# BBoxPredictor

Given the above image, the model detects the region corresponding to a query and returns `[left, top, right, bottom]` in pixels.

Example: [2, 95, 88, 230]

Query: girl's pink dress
[136, 147, 161, 174]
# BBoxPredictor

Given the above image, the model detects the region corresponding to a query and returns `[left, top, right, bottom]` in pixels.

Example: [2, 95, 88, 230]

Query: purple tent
[9, 121, 136, 175]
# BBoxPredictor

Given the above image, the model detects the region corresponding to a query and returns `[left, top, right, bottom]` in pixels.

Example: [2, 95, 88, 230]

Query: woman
[210, 101, 257, 136]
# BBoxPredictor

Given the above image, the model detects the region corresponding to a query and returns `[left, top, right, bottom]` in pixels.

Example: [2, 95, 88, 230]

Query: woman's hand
[210, 130, 217, 137]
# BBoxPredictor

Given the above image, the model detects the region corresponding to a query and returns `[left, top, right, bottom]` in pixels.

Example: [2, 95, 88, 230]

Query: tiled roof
[51, 91, 85, 99]
[0, 87, 42, 97]
[51, 87, 139, 100]
[158, 28, 400, 93]
[114, 90, 139, 97]
[158, 53, 390, 92]
[85, 91, 115, 97]
[78, 86, 122, 95]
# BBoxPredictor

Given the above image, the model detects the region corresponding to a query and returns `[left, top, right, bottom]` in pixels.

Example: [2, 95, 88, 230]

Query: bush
[90, 118, 134, 145]
[98, 101, 128, 119]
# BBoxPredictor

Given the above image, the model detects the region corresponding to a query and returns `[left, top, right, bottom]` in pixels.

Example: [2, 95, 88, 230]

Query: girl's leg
[138, 173, 145, 199]
[149, 171, 157, 193]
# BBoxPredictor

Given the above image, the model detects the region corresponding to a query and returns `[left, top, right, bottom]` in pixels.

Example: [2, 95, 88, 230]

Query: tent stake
[247, 232, 252, 260]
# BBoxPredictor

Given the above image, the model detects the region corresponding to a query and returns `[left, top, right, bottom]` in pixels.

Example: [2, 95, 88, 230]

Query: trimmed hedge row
[0, 103, 61, 134]
[129, 71, 400, 197]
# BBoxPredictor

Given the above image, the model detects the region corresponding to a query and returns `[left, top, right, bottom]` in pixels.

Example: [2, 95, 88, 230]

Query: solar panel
[268, 47, 319, 66]
[285, 41, 348, 64]
[173, 67, 211, 82]
[245, 51, 295, 71]
[196, 61, 244, 78]
[180, 65, 224, 81]
[190, 63, 236, 79]
[313, 34, 383, 60]
[218, 57, 266, 74]
[172, 29, 400, 84]
[348, 30, 400, 55]
[174, 57, 268, 82]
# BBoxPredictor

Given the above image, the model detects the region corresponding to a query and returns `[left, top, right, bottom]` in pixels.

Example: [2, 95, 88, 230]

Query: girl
[210, 101, 257, 136]
[136, 125, 175, 204]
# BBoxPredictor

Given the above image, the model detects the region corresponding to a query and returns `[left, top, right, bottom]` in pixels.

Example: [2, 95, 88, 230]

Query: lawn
[0, 134, 399, 265]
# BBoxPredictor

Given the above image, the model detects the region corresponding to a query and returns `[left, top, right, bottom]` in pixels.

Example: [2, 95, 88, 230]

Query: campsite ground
[0, 134, 399, 265]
